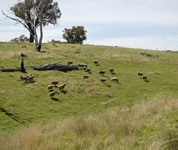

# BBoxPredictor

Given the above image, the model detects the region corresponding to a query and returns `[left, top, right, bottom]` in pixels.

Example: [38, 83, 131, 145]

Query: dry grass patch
[1, 95, 178, 150]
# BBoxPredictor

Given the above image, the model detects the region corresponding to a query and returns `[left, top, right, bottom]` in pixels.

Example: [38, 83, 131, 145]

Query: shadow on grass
[51, 97, 60, 101]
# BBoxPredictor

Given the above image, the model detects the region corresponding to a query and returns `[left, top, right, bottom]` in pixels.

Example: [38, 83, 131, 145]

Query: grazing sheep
[93, 60, 99, 65]
[49, 90, 58, 98]
[137, 72, 144, 76]
[28, 74, 34, 82]
[100, 77, 107, 82]
[109, 68, 114, 73]
[67, 61, 73, 65]
[99, 70, 105, 76]
[47, 85, 54, 91]
[19, 73, 35, 83]
[85, 68, 91, 74]
[86, 68, 91, 72]
[58, 83, 66, 91]
[83, 66, 87, 71]
[83, 75, 89, 79]
[78, 63, 88, 68]
[111, 72, 116, 75]
[51, 80, 59, 86]
[111, 77, 119, 83]
[142, 75, 147, 80]
[19, 75, 28, 81]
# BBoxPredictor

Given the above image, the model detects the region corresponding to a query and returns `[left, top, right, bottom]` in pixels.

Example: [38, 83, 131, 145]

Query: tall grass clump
[1, 95, 178, 150]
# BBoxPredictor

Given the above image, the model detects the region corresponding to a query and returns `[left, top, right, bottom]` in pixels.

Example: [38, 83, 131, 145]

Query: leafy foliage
[63, 26, 87, 44]
[10, 0, 61, 27]
[5, 0, 61, 52]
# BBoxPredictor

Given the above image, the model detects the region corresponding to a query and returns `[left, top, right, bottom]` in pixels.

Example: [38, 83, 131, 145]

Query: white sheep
[93, 60, 99, 65]
[51, 80, 59, 86]
[111, 77, 119, 83]
[58, 83, 66, 91]
[49, 90, 58, 98]
[83, 75, 89, 79]
[109, 68, 114, 73]
[100, 77, 107, 82]
[28, 74, 34, 82]
[142, 75, 147, 80]
[99, 70, 105, 76]
[137, 72, 143, 76]
[78, 63, 88, 68]
[67, 61, 73, 65]
[19, 75, 28, 81]
[47, 85, 54, 91]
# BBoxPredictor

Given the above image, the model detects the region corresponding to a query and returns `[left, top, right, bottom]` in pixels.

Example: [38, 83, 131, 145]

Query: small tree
[63, 26, 87, 44]
[3, 0, 61, 52]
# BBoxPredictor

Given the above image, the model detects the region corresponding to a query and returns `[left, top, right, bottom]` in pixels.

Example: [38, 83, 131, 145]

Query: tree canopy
[63, 26, 87, 44]
[3, 0, 61, 52]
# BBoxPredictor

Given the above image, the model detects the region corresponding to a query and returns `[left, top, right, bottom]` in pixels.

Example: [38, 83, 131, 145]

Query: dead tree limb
[32, 63, 79, 72]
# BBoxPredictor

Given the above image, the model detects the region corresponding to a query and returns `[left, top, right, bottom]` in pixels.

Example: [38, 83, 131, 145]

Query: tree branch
[2, 11, 36, 37]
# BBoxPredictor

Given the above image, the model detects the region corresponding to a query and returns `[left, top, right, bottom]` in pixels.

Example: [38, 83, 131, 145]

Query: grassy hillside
[0, 42, 178, 149]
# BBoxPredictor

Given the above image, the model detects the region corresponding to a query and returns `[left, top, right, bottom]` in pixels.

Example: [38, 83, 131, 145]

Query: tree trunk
[28, 22, 35, 43]
[34, 22, 43, 52]
[35, 44, 41, 52]
[29, 33, 34, 43]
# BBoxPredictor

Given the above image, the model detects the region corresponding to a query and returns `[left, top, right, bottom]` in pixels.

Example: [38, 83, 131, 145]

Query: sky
[0, 0, 178, 50]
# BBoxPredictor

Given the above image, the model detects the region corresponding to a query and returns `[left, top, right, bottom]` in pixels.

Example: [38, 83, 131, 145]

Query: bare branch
[2, 11, 37, 36]
[2, 11, 28, 29]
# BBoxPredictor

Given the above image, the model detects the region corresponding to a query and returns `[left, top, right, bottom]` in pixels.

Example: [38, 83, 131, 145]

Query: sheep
[82, 66, 87, 71]
[58, 83, 66, 91]
[28, 74, 34, 82]
[47, 85, 54, 91]
[67, 61, 73, 66]
[142, 75, 147, 80]
[99, 70, 105, 76]
[19, 75, 28, 81]
[111, 72, 116, 75]
[109, 68, 114, 73]
[51, 80, 59, 86]
[137, 72, 144, 76]
[78, 63, 88, 68]
[49, 90, 58, 98]
[85, 68, 91, 74]
[83, 75, 89, 79]
[19, 75, 29, 83]
[111, 77, 119, 83]
[100, 77, 107, 82]
[19, 74, 35, 83]
[93, 60, 99, 65]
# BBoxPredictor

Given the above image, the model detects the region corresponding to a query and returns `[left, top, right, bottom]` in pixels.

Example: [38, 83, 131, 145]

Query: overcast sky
[0, 0, 178, 50]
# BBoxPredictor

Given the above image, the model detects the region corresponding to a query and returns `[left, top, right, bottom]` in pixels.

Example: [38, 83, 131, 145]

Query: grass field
[0, 42, 178, 149]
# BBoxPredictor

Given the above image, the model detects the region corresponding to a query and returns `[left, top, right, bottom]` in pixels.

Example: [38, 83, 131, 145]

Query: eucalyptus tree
[63, 26, 87, 44]
[3, 0, 61, 52]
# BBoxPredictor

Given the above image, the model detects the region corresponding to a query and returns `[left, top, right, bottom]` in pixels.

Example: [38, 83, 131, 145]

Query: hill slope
[0, 43, 178, 149]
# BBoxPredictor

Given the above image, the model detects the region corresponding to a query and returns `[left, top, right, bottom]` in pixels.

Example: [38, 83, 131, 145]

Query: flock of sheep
[76, 60, 119, 83]
[137, 72, 149, 82]
[45, 60, 120, 99]
[47, 81, 67, 98]
[19, 73, 35, 83]
[19, 60, 149, 100]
